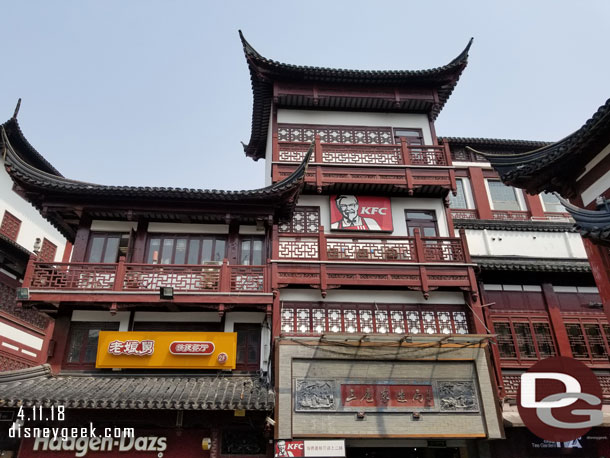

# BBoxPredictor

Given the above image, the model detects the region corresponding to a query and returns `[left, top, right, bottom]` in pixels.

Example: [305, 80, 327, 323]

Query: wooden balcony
[272, 135, 456, 194]
[20, 258, 272, 306]
[272, 227, 477, 295]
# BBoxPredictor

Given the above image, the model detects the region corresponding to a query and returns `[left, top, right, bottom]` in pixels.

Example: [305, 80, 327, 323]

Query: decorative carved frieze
[438, 381, 479, 412]
[295, 379, 336, 411]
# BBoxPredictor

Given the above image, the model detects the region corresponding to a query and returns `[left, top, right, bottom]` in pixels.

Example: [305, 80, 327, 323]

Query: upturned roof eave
[240, 31, 473, 160]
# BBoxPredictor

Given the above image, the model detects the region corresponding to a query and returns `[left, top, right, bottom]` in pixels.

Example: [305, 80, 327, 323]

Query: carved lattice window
[492, 318, 557, 363]
[279, 207, 320, 233]
[38, 238, 57, 262]
[0, 211, 21, 241]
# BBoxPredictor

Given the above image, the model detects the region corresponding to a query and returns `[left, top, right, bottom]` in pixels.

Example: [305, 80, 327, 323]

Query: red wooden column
[61, 241, 73, 263]
[524, 193, 545, 218]
[468, 167, 492, 220]
[47, 310, 71, 374]
[479, 283, 505, 398]
[582, 239, 610, 320]
[131, 221, 149, 263]
[541, 283, 573, 357]
[70, 215, 92, 262]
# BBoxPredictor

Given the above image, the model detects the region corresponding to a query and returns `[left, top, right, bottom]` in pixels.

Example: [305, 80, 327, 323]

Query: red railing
[26, 259, 267, 293]
[275, 138, 450, 166]
[276, 227, 468, 263]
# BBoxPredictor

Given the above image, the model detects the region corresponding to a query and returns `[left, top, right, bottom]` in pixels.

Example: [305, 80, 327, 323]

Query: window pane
[533, 323, 556, 358]
[201, 239, 213, 262]
[449, 180, 468, 209]
[187, 239, 200, 264]
[513, 323, 536, 359]
[148, 238, 161, 264]
[241, 240, 251, 264]
[88, 237, 105, 263]
[213, 239, 226, 261]
[252, 240, 263, 265]
[584, 324, 607, 359]
[174, 239, 187, 264]
[422, 227, 437, 237]
[66, 328, 86, 362]
[161, 239, 174, 264]
[494, 322, 516, 358]
[566, 324, 589, 359]
[488, 181, 520, 211]
[84, 329, 101, 362]
[541, 192, 565, 212]
[103, 237, 120, 263]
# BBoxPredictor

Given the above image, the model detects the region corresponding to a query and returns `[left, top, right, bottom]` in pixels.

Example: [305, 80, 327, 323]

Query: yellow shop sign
[96, 331, 237, 369]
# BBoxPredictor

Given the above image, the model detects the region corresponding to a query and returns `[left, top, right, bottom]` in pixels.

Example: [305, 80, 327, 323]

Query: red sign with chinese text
[330, 195, 393, 232]
[341, 384, 434, 408]
[169, 341, 215, 355]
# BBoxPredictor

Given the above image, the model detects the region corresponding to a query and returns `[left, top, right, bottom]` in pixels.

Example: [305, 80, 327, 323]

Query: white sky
[2, 1, 609, 190]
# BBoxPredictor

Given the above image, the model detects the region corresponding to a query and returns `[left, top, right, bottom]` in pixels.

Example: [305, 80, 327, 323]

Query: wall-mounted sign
[96, 332, 236, 369]
[275, 440, 345, 458]
[330, 195, 392, 232]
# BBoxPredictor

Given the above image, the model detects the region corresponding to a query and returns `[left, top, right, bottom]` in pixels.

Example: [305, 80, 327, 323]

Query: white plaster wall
[90, 221, 137, 232]
[71, 310, 130, 331]
[278, 288, 466, 305]
[581, 169, 610, 206]
[133, 311, 221, 322]
[296, 195, 449, 237]
[464, 229, 587, 258]
[224, 311, 269, 372]
[0, 168, 66, 261]
[0, 322, 43, 350]
[147, 223, 229, 234]
[276, 110, 433, 144]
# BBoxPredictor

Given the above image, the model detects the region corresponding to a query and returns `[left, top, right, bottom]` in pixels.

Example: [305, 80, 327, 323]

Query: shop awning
[0, 365, 274, 410]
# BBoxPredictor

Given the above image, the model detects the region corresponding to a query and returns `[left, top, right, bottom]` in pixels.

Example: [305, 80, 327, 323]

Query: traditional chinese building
[0, 106, 69, 373]
[0, 116, 310, 456]
[239, 32, 503, 458]
[440, 136, 610, 457]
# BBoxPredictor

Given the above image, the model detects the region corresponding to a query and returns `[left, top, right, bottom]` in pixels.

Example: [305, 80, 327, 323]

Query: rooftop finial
[238, 30, 263, 59]
[13, 98, 22, 119]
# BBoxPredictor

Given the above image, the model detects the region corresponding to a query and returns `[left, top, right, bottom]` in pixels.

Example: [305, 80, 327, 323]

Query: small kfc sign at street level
[108, 340, 154, 356]
[169, 341, 215, 355]
[275, 440, 345, 458]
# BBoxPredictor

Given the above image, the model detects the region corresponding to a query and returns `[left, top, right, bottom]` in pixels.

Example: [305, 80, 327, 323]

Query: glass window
[240, 237, 264, 265]
[65, 322, 119, 366]
[540, 192, 565, 213]
[146, 235, 227, 264]
[493, 319, 556, 362]
[405, 210, 438, 237]
[87, 233, 129, 263]
[449, 179, 469, 209]
[235, 323, 261, 371]
[393, 128, 424, 145]
[488, 181, 521, 211]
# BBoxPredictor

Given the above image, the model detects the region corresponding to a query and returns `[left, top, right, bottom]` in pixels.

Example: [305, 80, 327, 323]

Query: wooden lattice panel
[38, 238, 57, 262]
[0, 211, 21, 241]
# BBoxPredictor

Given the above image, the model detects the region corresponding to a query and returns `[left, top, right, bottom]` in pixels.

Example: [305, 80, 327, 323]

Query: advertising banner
[275, 440, 345, 458]
[330, 195, 392, 232]
[95, 332, 236, 369]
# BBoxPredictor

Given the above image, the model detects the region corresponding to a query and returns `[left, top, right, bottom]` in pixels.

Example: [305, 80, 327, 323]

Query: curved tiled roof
[473, 256, 591, 273]
[472, 98, 610, 195]
[1, 116, 62, 176]
[0, 365, 274, 410]
[559, 196, 610, 246]
[440, 136, 551, 149]
[2, 126, 312, 239]
[240, 31, 473, 160]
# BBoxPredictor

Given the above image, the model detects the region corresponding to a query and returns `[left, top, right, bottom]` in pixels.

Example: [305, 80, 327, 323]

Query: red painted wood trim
[445, 203, 455, 238]
[582, 239, 610, 321]
[21, 253, 37, 288]
[47, 313, 70, 374]
[71, 215, 92, 262]
[0, 270, 20, 288]
[61, 241, 73, 263]
[132, 220, 149, 263]
[468, 167, 492, 219]
[466, 288, 487, 335]
[542, 283, 573, 357]
[576, 151, 610, 196]
[524, 193, 545, 218]
[479, 283, 505, 398]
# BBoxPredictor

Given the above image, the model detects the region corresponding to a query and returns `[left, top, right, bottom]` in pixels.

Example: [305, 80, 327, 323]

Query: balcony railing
[450, 209, 478, 220]
[25, 259, 267, 293]
[275, 227, 469, 264]
[491, 210, 531, 221]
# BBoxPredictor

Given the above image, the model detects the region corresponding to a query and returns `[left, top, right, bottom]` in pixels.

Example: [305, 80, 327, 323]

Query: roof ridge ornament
[13, 98, 21, 119]
[238, 30, 263, 59]
[448, 38, 474, 66]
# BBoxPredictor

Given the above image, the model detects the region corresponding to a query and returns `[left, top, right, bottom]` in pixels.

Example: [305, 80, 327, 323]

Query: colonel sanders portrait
[331, 195, 381, 230]
[275, 440, 294, 457]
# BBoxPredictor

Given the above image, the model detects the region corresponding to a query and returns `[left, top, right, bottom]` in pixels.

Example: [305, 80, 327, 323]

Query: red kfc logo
[275, 440, 304, 457]
[330, 195, 392, 232]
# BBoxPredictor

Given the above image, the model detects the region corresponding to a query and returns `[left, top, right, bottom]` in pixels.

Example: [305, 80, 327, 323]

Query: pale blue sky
[3, 1, 609, 190]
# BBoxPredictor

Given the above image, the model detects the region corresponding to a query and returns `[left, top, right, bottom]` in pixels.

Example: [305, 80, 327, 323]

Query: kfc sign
[330, 195, 392, 232]
[275, 440, 345, 458]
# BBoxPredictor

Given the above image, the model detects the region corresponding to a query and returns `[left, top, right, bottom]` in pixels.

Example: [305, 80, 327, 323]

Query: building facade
[0, 33, 608, 458]
[0, 112, 69, 372]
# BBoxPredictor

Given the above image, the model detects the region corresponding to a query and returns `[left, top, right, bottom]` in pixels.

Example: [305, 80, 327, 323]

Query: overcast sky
[3, 1, 609, 190]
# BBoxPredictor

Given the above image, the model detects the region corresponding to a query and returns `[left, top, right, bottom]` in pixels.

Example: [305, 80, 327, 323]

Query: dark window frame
[405, 210, 438, 237]
[63, 321, 120, 369]
[145, 234, 227, 265]
[86, 232, 129, 263]
[563, 317, 610, 364]
[491, 315, 557, 365]
[393, 127, 425, 145]
[238, 236, 266, 266]
[234, 323, 261, 371]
